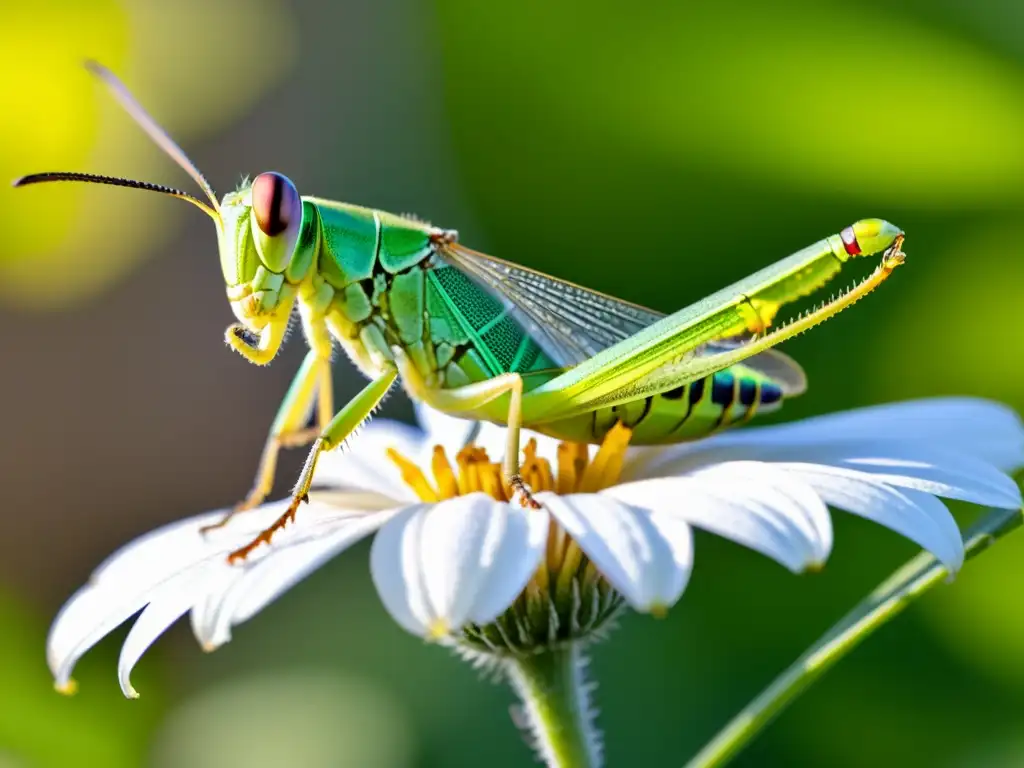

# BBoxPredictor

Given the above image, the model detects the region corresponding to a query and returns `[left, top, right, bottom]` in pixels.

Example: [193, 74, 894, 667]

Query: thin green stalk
[506, 645, 601, 768]
[687, 505, 1024, 768]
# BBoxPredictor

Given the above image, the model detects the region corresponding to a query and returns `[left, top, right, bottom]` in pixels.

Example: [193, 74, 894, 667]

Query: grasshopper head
[218, 172, 319, 364]
[12, 63, 318, 366]
[839, 219, 904, 258]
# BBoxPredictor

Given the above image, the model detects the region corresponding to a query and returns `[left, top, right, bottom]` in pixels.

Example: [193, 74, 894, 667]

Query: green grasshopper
[15, 63, 906, 563]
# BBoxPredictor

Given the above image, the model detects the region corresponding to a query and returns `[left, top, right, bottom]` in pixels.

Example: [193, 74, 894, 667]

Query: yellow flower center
[386, 422, 634, 503]
[387, 423, 639, 644]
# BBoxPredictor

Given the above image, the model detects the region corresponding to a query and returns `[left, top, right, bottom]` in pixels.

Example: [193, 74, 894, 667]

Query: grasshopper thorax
[218, 172, 320, 364]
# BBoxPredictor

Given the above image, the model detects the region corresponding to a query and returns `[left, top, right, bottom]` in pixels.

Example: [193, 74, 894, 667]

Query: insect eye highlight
[251, 172, 300, 237]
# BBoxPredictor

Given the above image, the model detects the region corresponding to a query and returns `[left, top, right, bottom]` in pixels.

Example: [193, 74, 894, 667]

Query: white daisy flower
[48, 398, 1023, 698]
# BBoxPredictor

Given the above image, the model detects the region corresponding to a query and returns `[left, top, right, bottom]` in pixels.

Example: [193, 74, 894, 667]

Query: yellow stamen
[478, 462, 505, 500]
[389, 424, 633, 503]
[455, 446, 483, 496]
[532, 558, 550, 593]
[546, 519, 568, 572]
[523, 437, 538, 464]
[431, 446, 459, 499]
[554, 541, 585, 602]
[578, 422, 633, 493]
[535, 456, 555, 493]
[386, 447, 439, 502]
[650, 603, 669, 619]
[500, 471, 515, 502]
[521, 439, 540, 491]
[555, 443, 577, 494]
[55, 678, 79, 696]
[524, 574, 546, 611]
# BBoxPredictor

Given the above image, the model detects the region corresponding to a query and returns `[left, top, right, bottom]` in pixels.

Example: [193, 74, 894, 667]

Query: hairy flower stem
[506, 645, 601, 768]
[686, 504, 1024, 768]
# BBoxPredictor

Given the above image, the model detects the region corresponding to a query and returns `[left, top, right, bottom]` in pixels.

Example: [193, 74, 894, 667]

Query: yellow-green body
[13, 62, 908, 561]
[221, 192, 801, 447]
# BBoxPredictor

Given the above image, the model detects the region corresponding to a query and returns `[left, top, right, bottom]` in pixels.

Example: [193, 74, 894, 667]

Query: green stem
[687, 505, 1024, 768]
[506, 645, 601, 768]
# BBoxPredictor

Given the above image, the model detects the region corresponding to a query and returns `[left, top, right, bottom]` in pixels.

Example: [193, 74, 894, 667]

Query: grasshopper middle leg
[201, 349, 333, 534]
[227, 365, 399, 562]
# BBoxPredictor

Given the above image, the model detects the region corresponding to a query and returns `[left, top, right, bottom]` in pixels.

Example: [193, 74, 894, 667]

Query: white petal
[50, 497, 392, 691]
[118, 568, 226, 698]
[540, 493, 693, 612]
[312, 422, 424, 501]
[47, 502, 289, 688]
[370, 494, 548, 636]
[608, 462, 833, 572]
[645, 439, 1022, 510]
[646, 511, 695, 607]
[773, 463, 965, 572]
[193, 509, 396, 649]
[751, 398, 1024, 467]
[627, 397, 1024, 479]
[827, 449, 1021, 509]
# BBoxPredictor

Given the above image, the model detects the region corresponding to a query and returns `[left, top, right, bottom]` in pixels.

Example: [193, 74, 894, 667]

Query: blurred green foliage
[0, 0, 296, 307]
[0, 591, 162, 767]
[3, 0, 1024, 766]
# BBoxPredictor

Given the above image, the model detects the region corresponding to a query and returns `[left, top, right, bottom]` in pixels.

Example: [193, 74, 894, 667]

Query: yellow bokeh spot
[0, 1, 129, 265]
[0, 0, 298, 308]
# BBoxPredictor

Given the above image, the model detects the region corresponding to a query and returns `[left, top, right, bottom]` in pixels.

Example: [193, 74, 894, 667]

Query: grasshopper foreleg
[201, 349, 333, 534]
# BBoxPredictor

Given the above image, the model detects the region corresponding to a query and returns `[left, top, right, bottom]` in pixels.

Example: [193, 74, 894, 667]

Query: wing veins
[438, 241, 806, 404]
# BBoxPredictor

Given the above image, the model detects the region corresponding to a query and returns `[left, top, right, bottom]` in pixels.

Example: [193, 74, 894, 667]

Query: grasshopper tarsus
[509, 476, 542, 509]
[230, 323, 260, 349]
[226, 500, 300, 564]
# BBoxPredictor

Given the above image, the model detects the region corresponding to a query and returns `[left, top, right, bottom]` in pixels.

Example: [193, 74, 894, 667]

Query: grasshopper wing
[439, 243, 662, 366]
[438, 242, 806, 395]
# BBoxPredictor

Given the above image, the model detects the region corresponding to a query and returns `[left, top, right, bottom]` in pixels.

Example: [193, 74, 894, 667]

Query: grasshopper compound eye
[840, 218, 904, 257]
[251, 172, 301, 237]
[249, 172, 303, 272]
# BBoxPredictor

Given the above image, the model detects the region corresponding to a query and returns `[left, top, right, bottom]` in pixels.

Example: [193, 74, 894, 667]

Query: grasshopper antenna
[11, 172, 218, 219]
[82, 60, 221, 217]
[11, 62, 222, 222]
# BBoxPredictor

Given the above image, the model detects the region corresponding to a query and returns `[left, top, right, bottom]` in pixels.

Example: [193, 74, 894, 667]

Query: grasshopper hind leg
[503, 378, 542, 509]
[394, 351, 539, 507]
